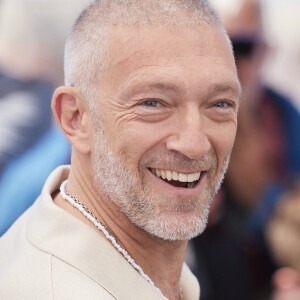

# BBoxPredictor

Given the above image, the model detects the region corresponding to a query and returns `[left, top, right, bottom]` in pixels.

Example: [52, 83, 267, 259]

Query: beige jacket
[0, 166, 200, 299]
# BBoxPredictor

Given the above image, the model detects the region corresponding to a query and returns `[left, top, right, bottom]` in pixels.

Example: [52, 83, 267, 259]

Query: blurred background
[0, 0, 300, 299]
[0, 0, 89, 236]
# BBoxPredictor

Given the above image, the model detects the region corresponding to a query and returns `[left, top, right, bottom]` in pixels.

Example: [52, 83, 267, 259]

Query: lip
[147, 168, 207, 198]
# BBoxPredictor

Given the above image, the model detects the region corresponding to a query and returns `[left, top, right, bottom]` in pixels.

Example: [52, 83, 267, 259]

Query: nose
[165, 109, 211, 160]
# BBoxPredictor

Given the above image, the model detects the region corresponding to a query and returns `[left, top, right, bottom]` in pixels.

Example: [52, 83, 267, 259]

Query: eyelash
[140, 99, 162, 108]
[138, 99, 235, 111]
[213, 101, 233, 108]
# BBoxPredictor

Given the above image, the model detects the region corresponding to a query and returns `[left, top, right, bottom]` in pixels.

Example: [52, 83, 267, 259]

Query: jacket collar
[26, 166, 199, 299]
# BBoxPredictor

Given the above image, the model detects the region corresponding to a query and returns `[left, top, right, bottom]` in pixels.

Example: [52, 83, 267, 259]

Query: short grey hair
[64, 0, 229, 112]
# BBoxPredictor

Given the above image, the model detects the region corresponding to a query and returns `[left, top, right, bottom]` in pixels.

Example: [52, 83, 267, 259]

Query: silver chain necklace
[59, 180, 164, 297]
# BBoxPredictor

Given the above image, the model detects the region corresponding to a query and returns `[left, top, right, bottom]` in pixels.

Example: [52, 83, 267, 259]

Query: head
[53, 0, 240, 241]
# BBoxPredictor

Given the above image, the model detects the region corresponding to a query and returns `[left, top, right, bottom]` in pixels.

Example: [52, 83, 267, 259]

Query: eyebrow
[125, 82, 181, 96]
[210, 81, 242, 98]
[122, 79, 241, 100]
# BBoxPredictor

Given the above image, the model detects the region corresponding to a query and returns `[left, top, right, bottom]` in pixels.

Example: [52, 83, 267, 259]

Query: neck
[110, 212, 187, 299]
[54, 158, 187, 300]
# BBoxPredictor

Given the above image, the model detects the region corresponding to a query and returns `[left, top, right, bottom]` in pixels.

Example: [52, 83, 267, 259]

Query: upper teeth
[151, 169, 201, 183]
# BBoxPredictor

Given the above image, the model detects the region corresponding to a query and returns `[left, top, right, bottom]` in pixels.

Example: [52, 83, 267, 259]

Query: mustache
[140, 150, 217, 171]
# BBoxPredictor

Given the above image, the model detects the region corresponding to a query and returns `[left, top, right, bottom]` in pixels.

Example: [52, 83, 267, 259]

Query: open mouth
[149, 168, 202, 189]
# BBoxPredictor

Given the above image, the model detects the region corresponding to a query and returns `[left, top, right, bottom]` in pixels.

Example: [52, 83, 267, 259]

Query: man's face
[90, 26, 239, 241]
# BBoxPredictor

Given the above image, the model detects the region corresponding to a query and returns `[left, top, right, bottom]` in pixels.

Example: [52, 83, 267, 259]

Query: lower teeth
[157, 174, 197, 188]
[187, 182, 194, 188]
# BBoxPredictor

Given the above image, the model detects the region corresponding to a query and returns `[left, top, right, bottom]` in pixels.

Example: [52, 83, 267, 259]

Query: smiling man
[0, 1, 240, 299]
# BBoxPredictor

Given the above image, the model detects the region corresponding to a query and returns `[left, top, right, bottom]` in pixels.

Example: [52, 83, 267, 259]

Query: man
[0, 0, 240, 299]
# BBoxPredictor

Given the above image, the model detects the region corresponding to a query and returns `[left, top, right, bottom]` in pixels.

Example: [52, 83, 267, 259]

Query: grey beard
[92, 122, 231, 241]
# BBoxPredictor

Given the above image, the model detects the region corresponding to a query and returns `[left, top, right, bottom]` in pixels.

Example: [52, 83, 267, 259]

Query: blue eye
[214, 101, 229, 108]
[142, 99, 161, 107]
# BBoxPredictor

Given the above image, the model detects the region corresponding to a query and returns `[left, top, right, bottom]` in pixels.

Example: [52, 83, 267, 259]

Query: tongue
[162, 178, 188, 188]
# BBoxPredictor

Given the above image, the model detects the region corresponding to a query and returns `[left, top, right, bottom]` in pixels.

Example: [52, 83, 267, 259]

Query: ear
[51, 86, 91, 154]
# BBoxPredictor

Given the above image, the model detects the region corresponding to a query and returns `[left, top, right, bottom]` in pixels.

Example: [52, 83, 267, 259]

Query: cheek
[210, 122, 237, 162]
[109, 122, 170, 159]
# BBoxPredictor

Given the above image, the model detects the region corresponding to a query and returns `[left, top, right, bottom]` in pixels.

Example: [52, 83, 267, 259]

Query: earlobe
[51, 86, 91, 154]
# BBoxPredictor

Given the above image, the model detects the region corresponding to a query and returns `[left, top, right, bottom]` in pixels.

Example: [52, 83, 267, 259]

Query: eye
[134, 98, 170, 123]
[141, 99, 162, 107]
[213, 101, 232, 108]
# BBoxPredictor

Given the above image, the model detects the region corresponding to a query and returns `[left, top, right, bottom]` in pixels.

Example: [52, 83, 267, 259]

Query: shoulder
[51, 256, 116, 299]
[0, 210, 116, 300]
[0, 210, 53, 299]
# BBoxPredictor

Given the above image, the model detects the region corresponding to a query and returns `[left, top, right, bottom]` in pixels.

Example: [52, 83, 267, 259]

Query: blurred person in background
[262, 2, 300, 298]
[189, 0, 300, 299]
[271, 268, 300, 300]
[0, 0, 90, 235]
[267, 182, 300, 300]
[0, 0, 53, 174]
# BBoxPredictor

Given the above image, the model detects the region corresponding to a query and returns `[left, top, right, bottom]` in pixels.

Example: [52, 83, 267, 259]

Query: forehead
[101, 26, 238, 94]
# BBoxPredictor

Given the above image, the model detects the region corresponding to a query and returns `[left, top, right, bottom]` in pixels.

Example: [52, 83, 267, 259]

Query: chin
[135, 208, 210, 241]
